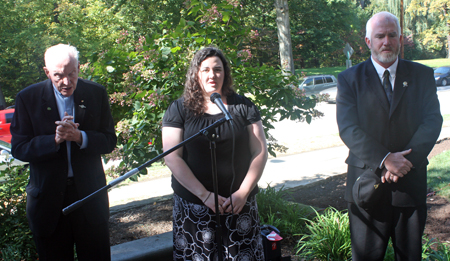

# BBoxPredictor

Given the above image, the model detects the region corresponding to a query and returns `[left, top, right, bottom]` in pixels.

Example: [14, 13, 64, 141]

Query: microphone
[210, 93, 233, 121]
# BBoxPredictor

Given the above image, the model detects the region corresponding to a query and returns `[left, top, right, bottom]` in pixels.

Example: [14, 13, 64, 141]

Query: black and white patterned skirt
[172, 193, 265, 261]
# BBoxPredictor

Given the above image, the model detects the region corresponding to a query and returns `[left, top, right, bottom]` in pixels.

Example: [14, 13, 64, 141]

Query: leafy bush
[296, 207, 352, 261]
[256, 184, 313, 238]
[295, 207, 450, 260]
[421, 237, 450, 261]
[0, 161, 37, 260]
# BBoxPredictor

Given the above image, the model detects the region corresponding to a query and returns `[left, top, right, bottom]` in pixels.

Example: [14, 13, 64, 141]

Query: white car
[0, 140, 26, 169]
[320, 87, 337, 104]
[299, 75, 337, 96]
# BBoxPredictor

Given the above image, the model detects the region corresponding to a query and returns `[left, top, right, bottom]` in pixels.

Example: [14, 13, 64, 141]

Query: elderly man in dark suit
[337, 11, 443, 260]
[11, 44, 117, 260]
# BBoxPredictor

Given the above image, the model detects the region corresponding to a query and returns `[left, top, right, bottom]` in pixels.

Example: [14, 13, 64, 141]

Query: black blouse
[162, 93, 262, 204]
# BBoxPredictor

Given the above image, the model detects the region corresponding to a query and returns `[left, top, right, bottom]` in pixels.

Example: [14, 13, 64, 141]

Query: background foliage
[0, 0, 447, 178]
[2, 0, 448, 106]
[79, 0, 322, 178]
[0, 162, 37, 260]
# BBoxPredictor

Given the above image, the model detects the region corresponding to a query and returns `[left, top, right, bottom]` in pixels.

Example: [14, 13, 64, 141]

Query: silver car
[299, 75, 337, 96]
[320, 87, 337, 104]
[0, 140, 26, 169]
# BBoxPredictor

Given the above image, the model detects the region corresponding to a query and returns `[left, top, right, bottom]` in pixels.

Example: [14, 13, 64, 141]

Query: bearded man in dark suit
[11, 44, 117, 260]
[337, 11, 443, 261]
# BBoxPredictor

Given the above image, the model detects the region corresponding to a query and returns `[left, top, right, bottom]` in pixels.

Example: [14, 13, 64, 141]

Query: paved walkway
[109, 126, 450, 214]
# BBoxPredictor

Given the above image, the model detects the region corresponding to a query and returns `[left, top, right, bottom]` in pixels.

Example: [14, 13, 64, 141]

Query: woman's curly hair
[183, 47, 234, 115]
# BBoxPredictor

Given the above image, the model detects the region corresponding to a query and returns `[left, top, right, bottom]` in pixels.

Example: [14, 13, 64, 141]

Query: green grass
[295, 66, 346, 78]
[444, 114, 450, 122]
[427, 150, 450, 199]
[294, 58, 450, 79]
[414, 58, 450, 69]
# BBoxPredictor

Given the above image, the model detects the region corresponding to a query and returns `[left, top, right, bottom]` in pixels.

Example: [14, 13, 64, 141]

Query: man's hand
[381, 169, 399, 183]
[384, 149, 413, 177]
[55, 112, 81, 145]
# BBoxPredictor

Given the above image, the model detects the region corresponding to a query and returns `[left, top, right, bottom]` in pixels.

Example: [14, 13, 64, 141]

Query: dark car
[434, 66, 450, 86]
[298, 75, 337, 96]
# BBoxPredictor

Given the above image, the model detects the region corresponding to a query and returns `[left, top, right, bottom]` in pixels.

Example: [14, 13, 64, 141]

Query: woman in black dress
[162, 47, 268, 260]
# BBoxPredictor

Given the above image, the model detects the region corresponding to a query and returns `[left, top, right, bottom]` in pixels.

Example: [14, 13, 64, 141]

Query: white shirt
[370, 57, 399, 169]
[371, 56, 398, 92]
[53, 85, 88, 177]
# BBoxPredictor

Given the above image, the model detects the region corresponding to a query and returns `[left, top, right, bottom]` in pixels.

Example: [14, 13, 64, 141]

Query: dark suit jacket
[337, 58, 442, 207]
[11, 78, 117, 237]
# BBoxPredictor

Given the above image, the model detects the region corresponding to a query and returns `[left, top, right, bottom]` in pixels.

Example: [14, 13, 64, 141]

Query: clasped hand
[55, 112, 81, 145]
[203, 190, 247, 215]
[382, 149, 413, 183]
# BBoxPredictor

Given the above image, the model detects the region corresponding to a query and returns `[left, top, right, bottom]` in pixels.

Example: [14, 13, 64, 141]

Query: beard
[371, 42, 401, 64]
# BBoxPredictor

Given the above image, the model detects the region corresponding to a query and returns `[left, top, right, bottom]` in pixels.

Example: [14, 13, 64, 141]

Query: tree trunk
[445, 4, 450, 58]
[0, 85, 7, 110]
[275, 0, 295, 75]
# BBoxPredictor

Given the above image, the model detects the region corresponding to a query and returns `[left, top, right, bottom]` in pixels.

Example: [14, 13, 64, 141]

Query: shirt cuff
[78, 131, 88, 149]
[380, 152, 391, 169]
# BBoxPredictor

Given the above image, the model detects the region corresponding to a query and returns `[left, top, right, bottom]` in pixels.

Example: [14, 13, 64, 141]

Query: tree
[0, 0, 55, 105]
[407, 0, 450, 58]
[275, 0, 295, 74]
[290, 0, 365, 67]
[80, 0, 322, 179]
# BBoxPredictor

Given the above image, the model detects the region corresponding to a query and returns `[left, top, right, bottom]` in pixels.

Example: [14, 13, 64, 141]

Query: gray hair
[365, 11, 401, 41]
[44, 44, 79, 69]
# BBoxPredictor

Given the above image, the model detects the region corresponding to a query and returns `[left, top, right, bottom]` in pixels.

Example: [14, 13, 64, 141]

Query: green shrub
[295, 206, 450, 260]
[422, 236, 450, 261]
[0, 161, 37, 260]
[296, 207, 352, 261]
[256, 184, 313, 238]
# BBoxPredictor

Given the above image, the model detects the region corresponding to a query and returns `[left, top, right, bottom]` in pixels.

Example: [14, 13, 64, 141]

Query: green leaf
[161, 47, 171, 56]
[171, 46, 181, 53]
[195, 37, 204, 43]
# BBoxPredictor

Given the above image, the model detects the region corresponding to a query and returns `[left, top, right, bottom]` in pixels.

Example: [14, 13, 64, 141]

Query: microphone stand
[62, 117, 227, 216]
[206, 129, 224, 261]
[62, 116, 231, 259]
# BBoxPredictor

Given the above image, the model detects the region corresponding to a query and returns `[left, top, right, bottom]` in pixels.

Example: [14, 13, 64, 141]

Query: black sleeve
[162, 98, 185, 129]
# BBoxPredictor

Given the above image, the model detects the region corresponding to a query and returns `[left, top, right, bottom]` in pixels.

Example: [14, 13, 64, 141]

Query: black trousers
[32, 179, 110, 261]
[348, 202, 427, 261]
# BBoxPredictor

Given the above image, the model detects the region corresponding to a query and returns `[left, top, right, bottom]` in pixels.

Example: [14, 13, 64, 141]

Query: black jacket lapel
[364, 61, 390, 114]
[74, 80, 86, 125]
[390, 59, 409, 117]
[42, 79, 61, 121]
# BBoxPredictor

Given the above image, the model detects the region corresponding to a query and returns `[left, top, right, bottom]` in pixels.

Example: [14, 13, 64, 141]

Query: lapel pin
[79, 105, 86, 109]
[403, 81, 408, 87]
[47, 107, 51, 110]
